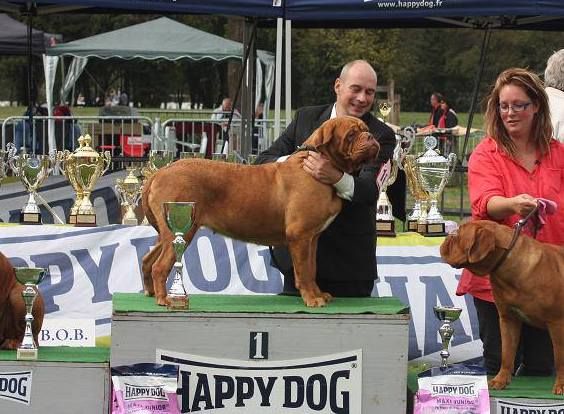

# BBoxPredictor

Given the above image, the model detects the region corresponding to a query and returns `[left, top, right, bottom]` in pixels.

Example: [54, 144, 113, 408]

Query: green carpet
[0, 346, 109, 363]
[407, 364, 564, 400]
[113, 293, 409, 315]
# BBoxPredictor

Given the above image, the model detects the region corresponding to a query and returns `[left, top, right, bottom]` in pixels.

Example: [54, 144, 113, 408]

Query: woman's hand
[511, 194, 538, 217]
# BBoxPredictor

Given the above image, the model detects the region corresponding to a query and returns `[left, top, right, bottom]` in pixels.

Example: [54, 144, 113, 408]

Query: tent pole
[25, 3, 35, 152]
[284, 19, 292, 127]
[461, 27, 491, 160]
[273, 18, 283, 140]
[459, 27, 492, 220]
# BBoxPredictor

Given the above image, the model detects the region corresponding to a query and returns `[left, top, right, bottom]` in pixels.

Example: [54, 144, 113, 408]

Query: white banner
[0, 371, 32, 405]
[0, 224, 480, 363]
[157, 348, 362, 414]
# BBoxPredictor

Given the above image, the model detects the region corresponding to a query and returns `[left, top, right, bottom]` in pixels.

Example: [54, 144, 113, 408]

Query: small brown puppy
[142, 116, 380, 307]
[440, 220, 564, 394]
[0, 252, 45, 350]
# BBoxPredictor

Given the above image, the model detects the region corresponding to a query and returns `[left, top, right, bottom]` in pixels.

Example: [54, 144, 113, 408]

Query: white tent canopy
[42, 17, 275, 150]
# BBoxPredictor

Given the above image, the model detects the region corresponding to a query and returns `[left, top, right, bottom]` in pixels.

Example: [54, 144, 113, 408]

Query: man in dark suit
[256, 59, 405, 297]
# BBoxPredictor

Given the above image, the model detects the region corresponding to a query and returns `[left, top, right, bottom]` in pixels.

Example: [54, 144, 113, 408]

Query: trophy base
[122, 217, 139, 226]
[20, 211, 41, 225]
[406, 220, 418, 232]
[376, 220, 396, 237]
[75, 214, 97, 227]
[68, 214, 77, 225]
[17, 347, 38, 360]
[418, 222, 447, 237]
[167, 294, 189, 310]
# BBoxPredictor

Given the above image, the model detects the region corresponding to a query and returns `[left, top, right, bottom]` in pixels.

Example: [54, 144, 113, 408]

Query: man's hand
[302, 151, 343, 185]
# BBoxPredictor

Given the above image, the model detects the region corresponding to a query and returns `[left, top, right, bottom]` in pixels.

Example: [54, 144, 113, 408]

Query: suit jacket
[256, 104, 405, 283]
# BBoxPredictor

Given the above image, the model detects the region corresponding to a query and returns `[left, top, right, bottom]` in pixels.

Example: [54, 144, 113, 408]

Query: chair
[120, 135, 150, 157]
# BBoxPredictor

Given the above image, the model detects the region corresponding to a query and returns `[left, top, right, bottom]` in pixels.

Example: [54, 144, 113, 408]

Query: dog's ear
[467, 226, 496, 264]
[314, 120, 337, 151]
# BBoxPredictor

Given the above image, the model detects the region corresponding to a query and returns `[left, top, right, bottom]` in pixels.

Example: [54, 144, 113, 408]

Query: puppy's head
[440, 220, 509, 275]
[303, 116, 380, 174]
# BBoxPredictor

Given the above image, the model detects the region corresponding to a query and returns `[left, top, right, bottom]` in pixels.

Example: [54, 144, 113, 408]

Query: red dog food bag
[111, 363, 180, 414]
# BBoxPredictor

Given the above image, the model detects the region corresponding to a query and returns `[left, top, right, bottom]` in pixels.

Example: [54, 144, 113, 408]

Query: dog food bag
[111, 363, 180, 414]
[414, 364, 490, 414]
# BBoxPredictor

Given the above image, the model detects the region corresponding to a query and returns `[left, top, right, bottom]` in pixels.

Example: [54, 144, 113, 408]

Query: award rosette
[8, 148, 56, 224]
[115, 167, 143, 225]
[59, 134, 111, 226]
[14, 267, 46, 360]
[415, 136, 457, 236]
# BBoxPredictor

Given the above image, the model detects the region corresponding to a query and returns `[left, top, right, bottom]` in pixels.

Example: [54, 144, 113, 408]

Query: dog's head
[303, 116, 380, 174]
[440, 220, 514, 275]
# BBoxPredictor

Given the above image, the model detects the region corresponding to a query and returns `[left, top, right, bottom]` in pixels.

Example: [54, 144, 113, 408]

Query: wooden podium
[111, 293, 410, 413]
[0, 347, 110, 413]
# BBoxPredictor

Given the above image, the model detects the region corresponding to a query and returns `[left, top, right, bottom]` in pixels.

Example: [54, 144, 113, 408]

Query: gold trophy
[163, 201, 196, 310]
[415, 136, 457, 236]
[15, 267, 46, 360]
[8, 149, 56, 225]
[141, 150, 175, 179]
[379, 102, 392, 123]
[115, 168, 142, 225]
[59, 135, 111, 226]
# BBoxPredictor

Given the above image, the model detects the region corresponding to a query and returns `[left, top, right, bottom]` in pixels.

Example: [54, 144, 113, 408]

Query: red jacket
[456, 137, 564, 302]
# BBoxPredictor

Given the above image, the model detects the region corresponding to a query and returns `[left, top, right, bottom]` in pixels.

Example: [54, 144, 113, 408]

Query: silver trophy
[9, 149, 56, 224]
[15, 267, 46, 360]
[115, 168, 143, 225]
[433, 305, 463, 369]
[163, 201, 196, 310]
[415, 136, 457, 236]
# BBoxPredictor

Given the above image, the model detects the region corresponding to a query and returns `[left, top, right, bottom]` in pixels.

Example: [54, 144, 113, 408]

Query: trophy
[403, 154, 428, 232]
[59, 135, 112, 226]
[115, 168, 142, 225]
[379, 102, 392, 123]
[376, 128, 415, 236]
[9, 150, 56, 224]
[0, 144, 16, 187]
[163, 201, 195, 310]
[415, 136, 457, 236]
[141, 150, 174, 179]
[14, 267, 46, 360]
[433, 305, 463, 369]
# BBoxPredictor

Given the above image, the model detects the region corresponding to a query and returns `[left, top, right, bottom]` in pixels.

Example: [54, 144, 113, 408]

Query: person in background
[211, 97, 241, 121]
[456, 67, 564, 376]
[256, 59, 405, 298]
[252, 102, 265, 154]
[544, 48, 564, 142]
[53, 104, 81, 150]
[437, 98, 458, 129]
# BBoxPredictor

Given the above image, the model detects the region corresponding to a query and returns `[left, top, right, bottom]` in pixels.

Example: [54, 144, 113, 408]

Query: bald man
[256, 59, 405, 297]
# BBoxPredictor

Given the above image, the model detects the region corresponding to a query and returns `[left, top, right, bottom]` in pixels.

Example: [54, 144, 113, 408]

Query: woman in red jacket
[457, 68, 564, 376]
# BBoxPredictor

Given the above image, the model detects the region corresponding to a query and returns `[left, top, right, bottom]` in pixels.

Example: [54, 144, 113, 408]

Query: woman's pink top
[456, 137, 564, 302]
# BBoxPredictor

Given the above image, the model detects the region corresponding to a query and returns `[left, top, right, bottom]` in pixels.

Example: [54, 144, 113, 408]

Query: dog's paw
[302, 294, 329, 308]
[156, 295, 168, 306]
[488, 374, 511, 390]
[144, 288, 155, 297]
[320, 291, 333, 303]
[0, 338, 20, 350]
[553, 380, 564, 395]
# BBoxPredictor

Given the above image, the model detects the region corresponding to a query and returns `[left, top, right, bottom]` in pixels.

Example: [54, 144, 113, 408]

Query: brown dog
[440, 220, 564, 394]
[142, 116, 380, 307]
[0, 252, 45, 350]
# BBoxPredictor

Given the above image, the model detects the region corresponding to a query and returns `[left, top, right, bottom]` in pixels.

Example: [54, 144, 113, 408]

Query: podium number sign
[249, 332, 269, 360]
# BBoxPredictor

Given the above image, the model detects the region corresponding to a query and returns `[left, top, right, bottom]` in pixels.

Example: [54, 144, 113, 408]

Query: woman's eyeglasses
[498, 102, 532, 113]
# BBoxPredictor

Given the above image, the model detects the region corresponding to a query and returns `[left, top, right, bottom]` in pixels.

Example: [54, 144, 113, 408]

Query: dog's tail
[141, 174, 159, 232]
